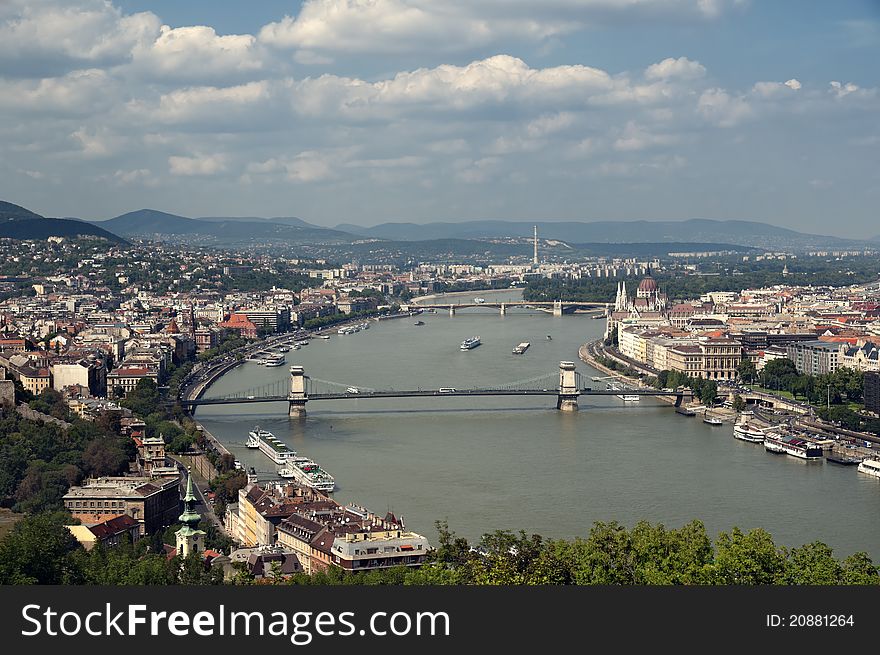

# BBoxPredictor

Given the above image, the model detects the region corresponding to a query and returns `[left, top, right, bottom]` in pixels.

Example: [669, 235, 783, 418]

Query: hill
[94, 210, 351, 245]
[0, 201, 126, 243]
[336, 219, 857, 251]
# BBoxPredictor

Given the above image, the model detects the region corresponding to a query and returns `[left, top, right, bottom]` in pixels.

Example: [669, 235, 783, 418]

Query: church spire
[175, 468, 206, 558]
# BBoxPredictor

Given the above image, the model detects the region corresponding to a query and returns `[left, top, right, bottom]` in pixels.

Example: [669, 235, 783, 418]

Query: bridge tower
[557, 361, 579, 411]
[552, 300, 563, 317]
[288, 365, 308, 418]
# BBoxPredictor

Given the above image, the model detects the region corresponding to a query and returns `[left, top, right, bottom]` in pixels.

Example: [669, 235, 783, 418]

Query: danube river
[197, 290, 880, 556]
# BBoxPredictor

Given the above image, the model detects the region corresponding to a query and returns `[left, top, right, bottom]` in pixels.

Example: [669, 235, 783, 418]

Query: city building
[786, 340, 842, 375]
[62, 475, 181, 536]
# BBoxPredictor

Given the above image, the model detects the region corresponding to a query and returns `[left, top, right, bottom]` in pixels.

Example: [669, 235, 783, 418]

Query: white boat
[460, 336, 481, 350]
[619, 394, 640, 402]
[703, 413, 723, 426]
[319, 335, 331, 339]
[512, 342, 530, 355]
[247, 426, 297, 465]
[764, 438, 786, 454]
[346, 386, 359, 394]
[474, 297, 486, 304]
[288, 456, 336, 493]
[263, 354, 285, 367]
[857, 459, 880, 478]
[733, 417, 767, 443]
[277, 467, 296, 479]
[763, 433, 823, 460]
[294, 340, 309, 346]
[277, 345, 290, 352]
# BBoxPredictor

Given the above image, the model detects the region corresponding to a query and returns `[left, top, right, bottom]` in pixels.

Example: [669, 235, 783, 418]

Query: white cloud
[613, 121, 677, 151]
[130, 25, 266, 82]
[0, 69, 113, 115]
[131, 81, 275, 125]
[71, 126, 125, 158]
[0, 0, 159, 75]
[644, 56, 705, 81]
[751, 78, 801, 98]
[697, 88, 752, 126]
[259, 0, 732, 55]
[169, 154, 228, 176]
[292, 55, 619, 119]
[829, 80, 860, 98]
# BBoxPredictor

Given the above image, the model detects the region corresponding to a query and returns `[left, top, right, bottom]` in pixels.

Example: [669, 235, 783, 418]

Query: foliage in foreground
[1, 515, 877, 586]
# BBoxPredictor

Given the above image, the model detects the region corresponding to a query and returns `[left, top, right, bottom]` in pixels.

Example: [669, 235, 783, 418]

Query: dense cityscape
[0, 205, 878, 585]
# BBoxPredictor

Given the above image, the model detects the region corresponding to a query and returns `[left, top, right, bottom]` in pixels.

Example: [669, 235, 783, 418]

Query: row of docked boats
[338, 321, 371, 335]
[246, 426, 336, 493]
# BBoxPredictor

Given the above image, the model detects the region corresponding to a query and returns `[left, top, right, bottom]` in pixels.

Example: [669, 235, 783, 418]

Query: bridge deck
[183, 388, 688, 405]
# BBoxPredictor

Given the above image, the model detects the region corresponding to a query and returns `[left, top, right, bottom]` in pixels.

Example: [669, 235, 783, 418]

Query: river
[196, 289, 880, 556]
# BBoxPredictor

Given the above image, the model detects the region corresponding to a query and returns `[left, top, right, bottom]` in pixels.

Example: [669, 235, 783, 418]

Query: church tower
[175, 469, 206, 558]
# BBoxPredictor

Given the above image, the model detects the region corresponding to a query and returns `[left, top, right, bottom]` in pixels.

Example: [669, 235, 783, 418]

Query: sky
[0, 0, 878, 236]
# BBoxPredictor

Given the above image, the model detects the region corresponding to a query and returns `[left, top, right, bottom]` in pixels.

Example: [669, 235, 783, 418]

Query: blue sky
[1, 0, 878, 235]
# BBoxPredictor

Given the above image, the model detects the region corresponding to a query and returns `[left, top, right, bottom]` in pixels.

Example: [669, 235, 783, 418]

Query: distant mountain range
[0, 201, 127, 243]
[1, 199, 865, 253]
[335, 219, 860, 250]
[91, 209, 350, 245]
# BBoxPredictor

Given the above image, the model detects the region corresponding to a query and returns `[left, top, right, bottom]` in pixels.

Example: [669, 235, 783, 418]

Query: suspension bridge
[181, 362, 692, 416]
[404, 300, 609, 316]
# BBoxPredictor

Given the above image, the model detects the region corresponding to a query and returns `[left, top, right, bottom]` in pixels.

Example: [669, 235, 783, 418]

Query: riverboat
[461, 336, 481, 350]
[246, 426, 297, 465]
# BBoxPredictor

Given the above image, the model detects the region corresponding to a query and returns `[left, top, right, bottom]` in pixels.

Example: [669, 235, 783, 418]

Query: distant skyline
[1, 1, 878, 236]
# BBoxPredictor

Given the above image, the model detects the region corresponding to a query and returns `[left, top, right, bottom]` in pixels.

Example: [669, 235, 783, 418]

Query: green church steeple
[175, 468, 206, 557]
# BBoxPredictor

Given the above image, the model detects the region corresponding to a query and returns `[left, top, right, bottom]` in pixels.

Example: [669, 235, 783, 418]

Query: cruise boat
[288, 456, 336, 493]
[474, 297, 486, 304]
[460, 336, 481, 350]
[857, 459, 880, 479]
[246, 426, 297, 465]
[512, 341, 530, 355]
[733, 416, 767, 443]
[294, 340, 309, 346]
[277, 467, 296, 479]
[319, 335, 331, 339]
[277, 345, 290, 352]
[263, 354, 285, 367]
[763, 433, 823, 460]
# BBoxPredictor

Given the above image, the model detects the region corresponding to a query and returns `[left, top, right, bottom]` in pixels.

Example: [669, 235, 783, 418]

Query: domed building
[605, 270, 669, 340]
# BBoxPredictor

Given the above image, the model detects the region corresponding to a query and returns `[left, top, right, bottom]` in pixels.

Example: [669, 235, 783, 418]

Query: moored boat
[857, 459, 880, 478]
[763, 432, 824, 460]
[703, 413, 723, 426]
[247, 426, 296, 465]
[733, 416, 767, 443]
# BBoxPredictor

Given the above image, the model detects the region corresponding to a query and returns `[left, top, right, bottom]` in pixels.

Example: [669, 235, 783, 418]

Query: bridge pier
[449, 306, 456, 316]
[500, 303, 506, 316]
[288, 365, 308, 418]
[557, 361, 579, 411]
[552, 300, 563, 317]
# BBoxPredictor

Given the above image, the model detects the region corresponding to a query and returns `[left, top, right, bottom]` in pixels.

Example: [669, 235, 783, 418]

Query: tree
[732, 394, 746, 412]
[736, 359, 757, 385]
[0, 513, 82, 584]
[711, 528, 787, 585]
[701, 380, 718, 407]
